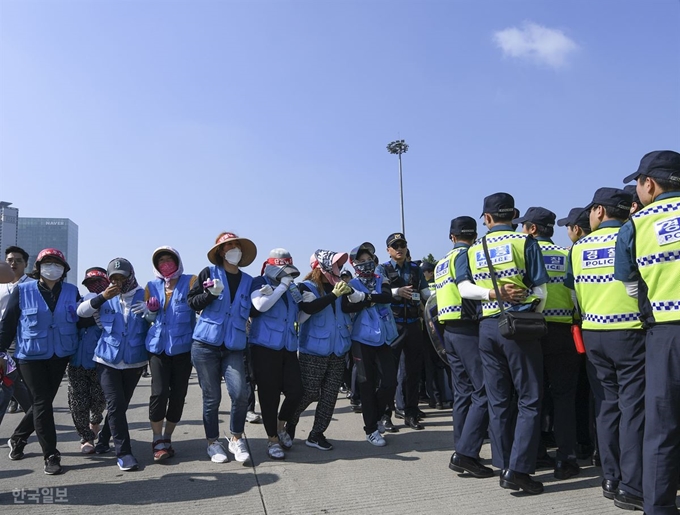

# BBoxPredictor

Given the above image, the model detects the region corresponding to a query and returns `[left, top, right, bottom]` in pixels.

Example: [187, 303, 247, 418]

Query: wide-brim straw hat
[207, 232, 257, 267]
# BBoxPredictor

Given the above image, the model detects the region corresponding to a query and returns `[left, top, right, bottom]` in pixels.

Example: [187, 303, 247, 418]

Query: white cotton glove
[280, 275, 294, 287]
[131, 301, 149, 317]
[259, 284, 275, 296]
[347, 290, 366, 303]
[205, 278, 224, 296]
[301, 291, 316, 303]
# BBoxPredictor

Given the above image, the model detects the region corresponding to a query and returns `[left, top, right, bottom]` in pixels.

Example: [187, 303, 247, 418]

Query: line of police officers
[432, 150, 679, 515]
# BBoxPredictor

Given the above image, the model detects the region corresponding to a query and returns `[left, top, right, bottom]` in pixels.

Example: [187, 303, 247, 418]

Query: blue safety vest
[349, 277, 398, 346]
[145, 275, 196, 355]
[95, 289, 150, 365]
[71, 324, 102, 369]
[249, 277, 299, 352]
[16, 281, 79, 360]
[192, 266, 253, 351]
[298, 281, 352, 357]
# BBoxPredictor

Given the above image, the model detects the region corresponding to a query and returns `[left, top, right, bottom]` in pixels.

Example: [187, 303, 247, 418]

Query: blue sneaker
[117, 454, 139, 471]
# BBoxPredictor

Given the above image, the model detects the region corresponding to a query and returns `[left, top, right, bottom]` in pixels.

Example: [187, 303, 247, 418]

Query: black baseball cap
[340, 270, 352, 278]
[513, 206, 556, 228]
[623, 184, 641, 205]
[584, 187, 633, 212]
[623, 150, 680, 184]
[420, 261, 435, 273]
[449, 216, 477, 237]
[557, 207, 590, 228]
[481, 192, 515, 217]
[386, 233, 407, 247]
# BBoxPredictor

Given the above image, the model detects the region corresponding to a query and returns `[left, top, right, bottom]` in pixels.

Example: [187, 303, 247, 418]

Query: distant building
[0, 201, 20, 257]
[18, 218, 79, 285]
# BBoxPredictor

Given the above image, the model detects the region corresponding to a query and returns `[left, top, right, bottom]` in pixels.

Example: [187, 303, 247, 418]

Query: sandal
[81, 442, 95, 454]
[153, 440, 170, 462]
[163, 439, 175, 458]
[267, 442, 285, 460]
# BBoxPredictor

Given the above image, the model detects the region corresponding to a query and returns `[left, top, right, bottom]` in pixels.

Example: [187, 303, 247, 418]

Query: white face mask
[41, 263, 64, 281]
[224, 248, 242, 266]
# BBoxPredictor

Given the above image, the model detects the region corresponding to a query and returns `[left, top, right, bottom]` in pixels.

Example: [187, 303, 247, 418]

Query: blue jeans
[191, 342, 248, 440]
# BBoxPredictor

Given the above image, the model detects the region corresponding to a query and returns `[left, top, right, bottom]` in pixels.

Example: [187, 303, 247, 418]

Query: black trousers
[97, 363, 144, 457]
[12, 355, 69, 458]
[148, 351, 193, 423]
[250, 345, 303, 438]
[390, 320, 424, 418]
[541, 322, 581, 460]
[352, 341, 397, 434]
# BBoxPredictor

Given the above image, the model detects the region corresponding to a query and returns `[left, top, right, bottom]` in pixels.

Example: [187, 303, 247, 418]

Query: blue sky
[2, 0, 679, 287]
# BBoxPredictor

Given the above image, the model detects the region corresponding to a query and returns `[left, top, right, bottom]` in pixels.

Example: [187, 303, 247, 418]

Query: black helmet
[420, 261, 435, 273]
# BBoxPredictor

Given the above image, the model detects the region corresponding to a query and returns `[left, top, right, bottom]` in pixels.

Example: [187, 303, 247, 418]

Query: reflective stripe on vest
[537, 241, 573, 324]
[572, 226, 642, 330]
[631, 197, 680, 323]
[434, 248, 463, 321]
[468, 232, 537, 317]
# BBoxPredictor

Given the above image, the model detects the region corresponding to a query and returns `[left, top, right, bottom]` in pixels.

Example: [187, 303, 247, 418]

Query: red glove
[147, 297, 160, 312]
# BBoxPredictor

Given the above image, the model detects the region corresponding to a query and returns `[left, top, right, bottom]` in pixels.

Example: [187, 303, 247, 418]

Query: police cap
[512, 206, 556, 228]
[584, 187, 632, 212]
[481, 192, 515, 217]
[449, 216, 477, 237]
[557, 207, 590, 229]
[386, 233, 407, 247]
[623, 150, 680, 184]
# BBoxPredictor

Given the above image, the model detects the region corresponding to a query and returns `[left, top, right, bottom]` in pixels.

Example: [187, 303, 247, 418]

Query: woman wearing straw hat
[188, 232, 256, 465]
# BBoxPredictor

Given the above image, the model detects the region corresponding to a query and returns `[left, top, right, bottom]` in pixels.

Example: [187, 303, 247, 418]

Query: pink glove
[203, 279, 215, 289]
[147, 297, 160, 312]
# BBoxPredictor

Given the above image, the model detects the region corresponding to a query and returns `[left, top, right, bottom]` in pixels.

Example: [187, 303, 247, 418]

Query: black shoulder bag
[482, 236, 548, 340]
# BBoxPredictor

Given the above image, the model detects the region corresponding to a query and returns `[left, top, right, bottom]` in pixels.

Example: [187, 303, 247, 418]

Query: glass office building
[0, 201, 20, 257]
[18, 218, 79, 285]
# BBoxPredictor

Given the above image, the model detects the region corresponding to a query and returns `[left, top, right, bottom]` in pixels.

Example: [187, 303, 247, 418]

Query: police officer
[556, 207, 598, 464]
[463, 193, 549, 495]
[623, 184, 644, 216]
[420, 260, 447, 409]
[565, 187, 645, 510]
[436, 216, 510, 479]
[615, 150, 680, 515]
[515, 207, 580, 479]
[382, 232, 429, 430]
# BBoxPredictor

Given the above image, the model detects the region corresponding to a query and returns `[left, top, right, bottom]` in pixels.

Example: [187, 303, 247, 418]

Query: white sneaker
[277, 430, 293, 450]
[228, 438, 250, 464]
[267, 441, 285, 460]
[207, 441, 229, 463]
[366, 430, 386, 447]
[246, 411, 262, 423]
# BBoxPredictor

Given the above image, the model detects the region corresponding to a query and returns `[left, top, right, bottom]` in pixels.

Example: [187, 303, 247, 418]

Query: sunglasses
[390, 242, 407, 250]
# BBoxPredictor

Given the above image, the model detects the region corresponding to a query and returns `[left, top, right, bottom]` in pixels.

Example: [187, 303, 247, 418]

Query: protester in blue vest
[285, 250, 353, 451]
[0, 248, 80, 475]
[188, 232, 257, 465]
[344, 242, 398, 447]
[67, 267, 108, 455]
[249, 248, 304, 460]
[77, 258, 151, 472]
[142, 247, 197, 462]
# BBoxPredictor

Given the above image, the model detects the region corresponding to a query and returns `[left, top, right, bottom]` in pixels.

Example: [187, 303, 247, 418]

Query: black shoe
[575, 443, 594, 460]
[44, 454, 63, 475]
[94, 440, 112, 455]
[554, 460, 580, 480]
[350, 400, 362, 413]
[435, 402, 444, 410]
[8, 438, 27, 460]
[417, 409, 427, 420]
[394, 409, 406, 420]
[379, 415, 399, 433]
[592, 448, 601, 467]
[499, 469, 544, 495]
[602, 479, 620, 500]
[404, 416, 424, 430]
[7, 399, 18, 414]
[613, 490, 644, 511]
[535, 452, 556, 470]
[449, 452, 494, 478]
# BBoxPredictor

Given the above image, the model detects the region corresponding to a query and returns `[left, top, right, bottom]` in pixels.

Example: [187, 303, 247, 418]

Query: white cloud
[493, 22, 578, 69]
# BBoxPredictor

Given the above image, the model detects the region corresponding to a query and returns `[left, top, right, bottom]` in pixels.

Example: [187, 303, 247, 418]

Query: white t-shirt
[0, 275, 34, 319]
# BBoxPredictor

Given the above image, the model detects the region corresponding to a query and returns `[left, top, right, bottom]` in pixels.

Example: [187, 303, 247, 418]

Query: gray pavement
[0, 372, 672, 514]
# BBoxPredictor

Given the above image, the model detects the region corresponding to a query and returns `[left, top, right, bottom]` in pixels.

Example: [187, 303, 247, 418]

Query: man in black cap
[557, 206, 597, 465]
[614, 150, 680, 515]
[463, 193, 550, 495]
[382, 233, 430, 430]
[565, 187, 645, 511]
[516, 207, 581, 479]
[623, 185, 644, 217]
[557, 208, 592, 244]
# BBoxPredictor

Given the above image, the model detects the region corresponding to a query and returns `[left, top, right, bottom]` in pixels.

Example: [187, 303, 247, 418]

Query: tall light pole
[387, 139, 409, 235]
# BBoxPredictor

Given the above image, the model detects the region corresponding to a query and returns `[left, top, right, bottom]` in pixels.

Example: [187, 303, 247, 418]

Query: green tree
[422, 253, 437, 264]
